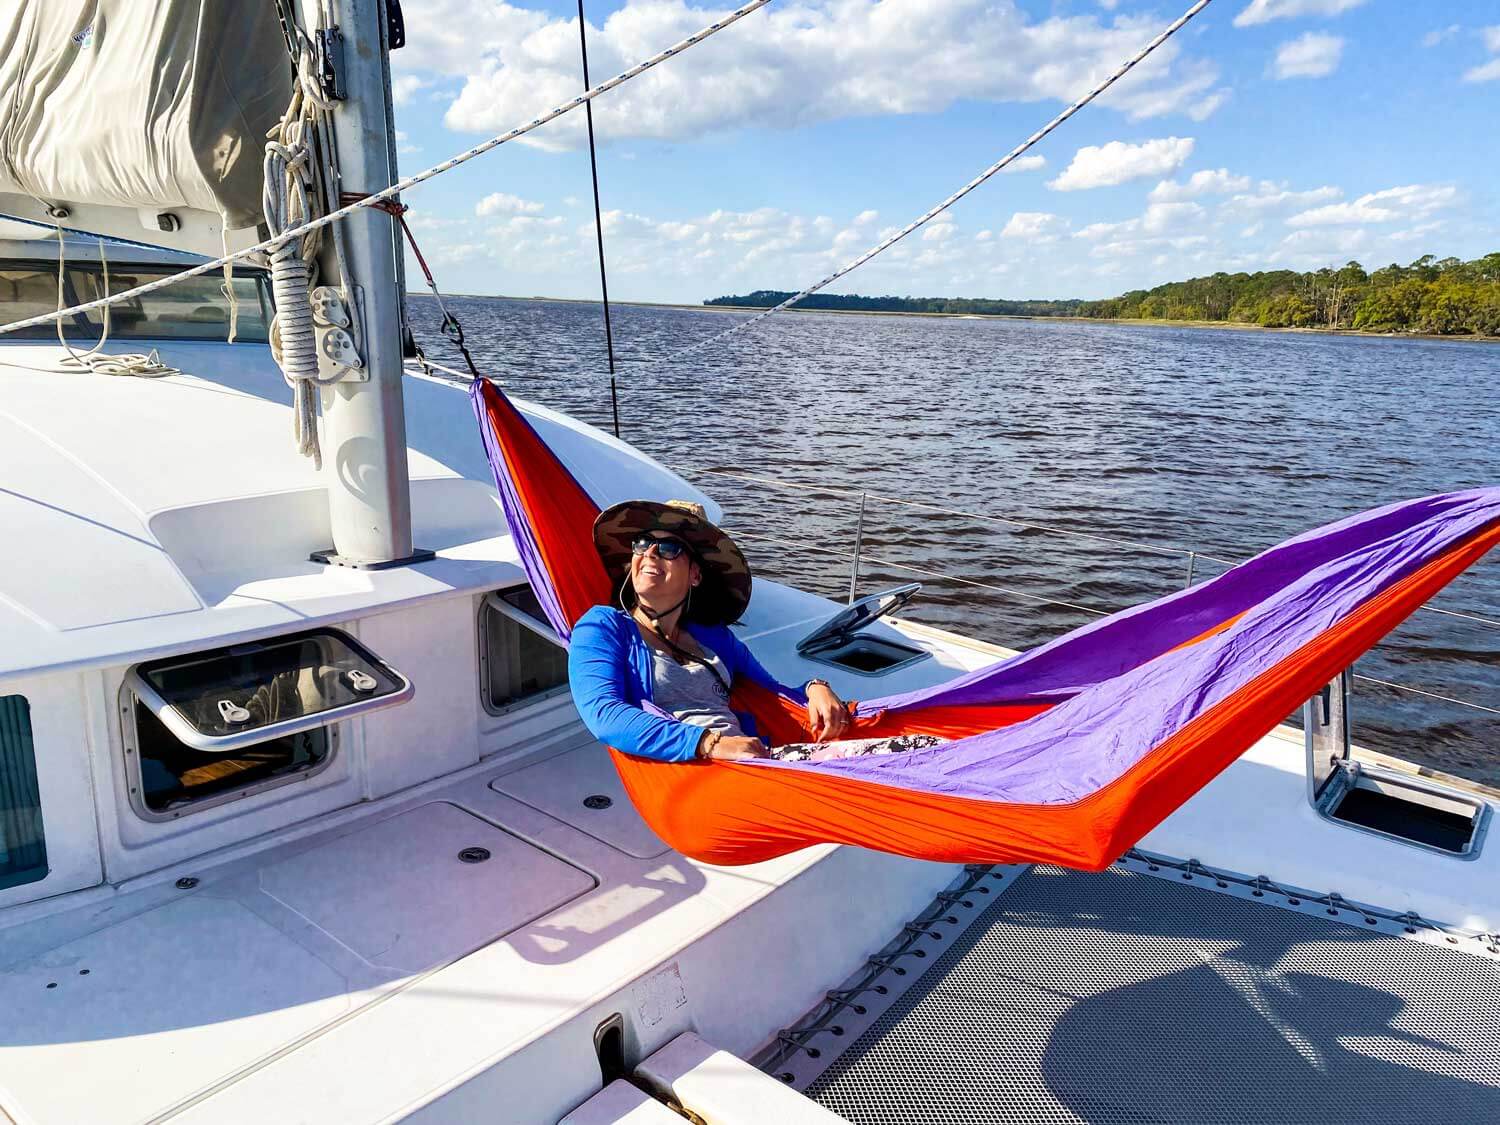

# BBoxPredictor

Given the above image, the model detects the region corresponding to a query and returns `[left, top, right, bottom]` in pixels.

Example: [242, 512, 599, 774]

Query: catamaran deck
[776, 861, 1500, 1124]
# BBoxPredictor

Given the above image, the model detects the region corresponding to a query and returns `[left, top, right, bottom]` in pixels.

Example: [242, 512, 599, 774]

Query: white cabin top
[0, 331, 712, 682]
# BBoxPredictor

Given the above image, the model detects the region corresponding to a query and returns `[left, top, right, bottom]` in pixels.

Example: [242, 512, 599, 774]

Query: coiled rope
[0, 0, 775, 339]
[51, 228, 178, 379]
[263, 13, 373, 468]
[264, 64, 329, 466]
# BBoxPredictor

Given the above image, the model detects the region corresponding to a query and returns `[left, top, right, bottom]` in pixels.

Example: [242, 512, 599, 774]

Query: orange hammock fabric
[474, 379, 1500, 869]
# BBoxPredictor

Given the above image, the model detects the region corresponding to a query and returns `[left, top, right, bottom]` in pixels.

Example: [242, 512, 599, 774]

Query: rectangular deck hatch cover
[796, 583, 922, 655]
[128, 628, 413, 752]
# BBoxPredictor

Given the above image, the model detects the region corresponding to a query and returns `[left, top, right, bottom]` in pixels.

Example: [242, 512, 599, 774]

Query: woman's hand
[708, 735, 771, 760]
[806, 682, 851, 742]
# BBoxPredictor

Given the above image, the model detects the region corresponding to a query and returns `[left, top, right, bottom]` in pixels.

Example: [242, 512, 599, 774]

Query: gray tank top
[650, 646, 746, 738]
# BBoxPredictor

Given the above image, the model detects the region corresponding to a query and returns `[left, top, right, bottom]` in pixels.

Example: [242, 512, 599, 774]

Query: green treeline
[703, 289, 1084, 317]
[706, 253, 1500, 337]
[1077, 253, 1500, 335]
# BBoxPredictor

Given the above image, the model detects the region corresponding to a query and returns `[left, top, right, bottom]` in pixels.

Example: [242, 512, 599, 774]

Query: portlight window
[482, 588, 570, 713]
[0, 695, 47, 891]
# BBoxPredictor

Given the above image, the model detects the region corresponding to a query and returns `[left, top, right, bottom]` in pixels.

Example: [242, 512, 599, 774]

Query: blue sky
[389, 0, 1499, 303]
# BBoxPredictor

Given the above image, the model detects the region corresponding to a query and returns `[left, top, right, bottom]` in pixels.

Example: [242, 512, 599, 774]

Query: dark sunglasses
[631, 534, 691, 561]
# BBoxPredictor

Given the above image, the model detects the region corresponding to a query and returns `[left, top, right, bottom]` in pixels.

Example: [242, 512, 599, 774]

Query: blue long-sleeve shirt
[568, 605, 806, 762]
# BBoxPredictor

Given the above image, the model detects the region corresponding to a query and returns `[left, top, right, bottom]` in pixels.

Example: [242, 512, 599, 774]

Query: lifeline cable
[0, 0, 775, 338]
[578, 0, 623, 438]
[653, 0, 1213, 368]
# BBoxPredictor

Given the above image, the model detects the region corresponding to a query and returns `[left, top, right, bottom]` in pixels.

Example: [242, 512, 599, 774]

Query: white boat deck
[0, 651, 974, 1124]
[2, 338, 1497, 1124]
[4, 643, 1496, 1123]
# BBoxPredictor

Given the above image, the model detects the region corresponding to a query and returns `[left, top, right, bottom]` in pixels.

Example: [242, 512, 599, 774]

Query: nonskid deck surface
[798, 864, 1500, 1124]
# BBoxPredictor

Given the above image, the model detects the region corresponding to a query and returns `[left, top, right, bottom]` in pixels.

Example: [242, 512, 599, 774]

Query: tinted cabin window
[484, 588, 570, 712]
[0, 259, 272, 342]
[72, 267, 271, 342]
[132, 701, 332, 816]
[0, 266, 61, 332]
[0, 695, 47, 891]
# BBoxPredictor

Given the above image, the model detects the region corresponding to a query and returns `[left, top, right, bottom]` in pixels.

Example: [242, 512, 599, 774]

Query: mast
[296, 0, 420, 566]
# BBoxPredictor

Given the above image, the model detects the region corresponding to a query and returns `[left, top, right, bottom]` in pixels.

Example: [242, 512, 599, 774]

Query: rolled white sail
[0, 1, 289, 239]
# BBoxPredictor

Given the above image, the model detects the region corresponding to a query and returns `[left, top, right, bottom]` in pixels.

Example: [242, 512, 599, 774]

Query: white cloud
[1286, 184, 1458, 227]
[1271, 33, 1344, 79]
[391, 75, 429, 106]
[1149, 169, 1251, 202]
[1140, 201, 1204, 234]
[1186, 90, 1232, 121]
[1001, 155, 1047, 174]
[922, 221, 957, 243]
[1421, 25, 1460, 48]
[1389, 221, 1445, 244]
[1220, 182, 1342, 214]
[1465, 27, 1500, 82]
[1000, 212, 1068, 240]
[1071, 201, 1206, 254]
[475, 192, 546, 216]
[404, 0, 1225, 151]
[1048, 137, 1194, 191]
[1233, 0, 1367, 28]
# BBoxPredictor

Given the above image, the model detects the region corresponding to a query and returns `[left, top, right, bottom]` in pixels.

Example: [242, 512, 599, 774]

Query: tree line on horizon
[702, 290, 1084, 317]
[1081, 252, 1500, 335]
[705, 252, 1500, 337]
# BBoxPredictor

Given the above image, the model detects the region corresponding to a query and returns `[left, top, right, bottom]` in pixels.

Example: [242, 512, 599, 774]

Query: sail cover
[473, 379, 1500, 869]
[0, 2, 290, 229]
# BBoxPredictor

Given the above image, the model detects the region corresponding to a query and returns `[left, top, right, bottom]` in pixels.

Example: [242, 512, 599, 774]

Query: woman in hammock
[568, 499, 944, 763]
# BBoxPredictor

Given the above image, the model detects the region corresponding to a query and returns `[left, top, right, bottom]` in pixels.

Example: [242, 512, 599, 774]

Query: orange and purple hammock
[473, 380, 1500, 869]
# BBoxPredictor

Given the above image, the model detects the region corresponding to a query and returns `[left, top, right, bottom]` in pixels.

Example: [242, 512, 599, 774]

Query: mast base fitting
[310, 547, 437, 570]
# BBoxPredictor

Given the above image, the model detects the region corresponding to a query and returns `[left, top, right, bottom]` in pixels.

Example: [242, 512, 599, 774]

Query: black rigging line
[577, 0, 622, 438]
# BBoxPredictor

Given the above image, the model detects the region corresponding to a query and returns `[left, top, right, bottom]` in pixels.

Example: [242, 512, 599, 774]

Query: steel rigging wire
[577, 0, 622, 438]
[0, 0, 1215, 364]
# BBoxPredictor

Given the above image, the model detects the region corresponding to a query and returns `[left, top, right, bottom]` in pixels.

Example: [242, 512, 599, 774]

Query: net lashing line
[761, 864, 1004, 1079]
[0, 0, 775, 339]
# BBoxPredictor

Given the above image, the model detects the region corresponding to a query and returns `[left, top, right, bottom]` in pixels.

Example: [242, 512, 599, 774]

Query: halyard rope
[0, 0, 775, 338]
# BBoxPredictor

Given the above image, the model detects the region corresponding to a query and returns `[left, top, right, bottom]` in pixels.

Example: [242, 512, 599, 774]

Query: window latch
[345, 669, 378, 694]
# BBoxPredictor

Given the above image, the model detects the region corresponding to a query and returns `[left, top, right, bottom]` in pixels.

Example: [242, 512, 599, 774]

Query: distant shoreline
[409, 292, 1499, 343]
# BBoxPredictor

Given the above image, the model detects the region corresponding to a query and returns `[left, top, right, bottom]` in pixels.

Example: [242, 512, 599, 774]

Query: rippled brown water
[414, 296, 1500, 785]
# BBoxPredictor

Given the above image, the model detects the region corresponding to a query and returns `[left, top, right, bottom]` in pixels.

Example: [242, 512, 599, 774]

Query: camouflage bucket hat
[593, 499, 753, 625]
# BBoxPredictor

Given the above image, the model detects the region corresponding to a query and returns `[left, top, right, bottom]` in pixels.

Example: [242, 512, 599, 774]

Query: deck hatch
[127, 627, 412, 752]
[796, 584, 930, 676]
[793, 863, 1500, 1124]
